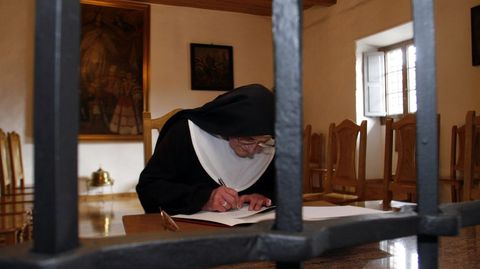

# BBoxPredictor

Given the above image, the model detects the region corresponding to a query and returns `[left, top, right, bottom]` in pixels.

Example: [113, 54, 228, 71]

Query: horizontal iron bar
[439, 200, 480, 228]
[0, 212, 419, 269]
[3, 200, 480, 269]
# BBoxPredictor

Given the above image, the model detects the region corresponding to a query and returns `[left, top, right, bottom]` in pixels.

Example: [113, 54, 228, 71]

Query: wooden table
[122, 200, 340, 235]
[121, 201, 480, 268]
[120, 200, 402, 269]
[122, 212, 229, 234]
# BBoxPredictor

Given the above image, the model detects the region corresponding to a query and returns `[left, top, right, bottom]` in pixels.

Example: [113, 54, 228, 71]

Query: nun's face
[228, 136, 274, 158]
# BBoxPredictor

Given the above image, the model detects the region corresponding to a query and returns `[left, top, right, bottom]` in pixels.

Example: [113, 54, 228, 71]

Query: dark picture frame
[190, 43, 234, 91]
[79, 0, 150, 141]
[472, 5, 480, 66]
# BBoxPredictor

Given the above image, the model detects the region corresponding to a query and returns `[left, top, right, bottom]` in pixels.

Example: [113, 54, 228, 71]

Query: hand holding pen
[201, 178, 240, 212]
[201, 178, 272, 212]
[219, 179, 272, 211]
[217, 178, 241, 210]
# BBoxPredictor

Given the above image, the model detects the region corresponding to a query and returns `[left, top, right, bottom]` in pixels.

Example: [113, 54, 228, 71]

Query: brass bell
[91, 167, 114, 187]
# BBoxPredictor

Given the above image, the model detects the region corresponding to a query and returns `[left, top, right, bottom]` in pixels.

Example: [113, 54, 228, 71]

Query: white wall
[1, 2, 273, 194]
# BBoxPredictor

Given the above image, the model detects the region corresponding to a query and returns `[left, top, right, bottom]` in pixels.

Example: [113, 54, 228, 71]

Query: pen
[218, 178, 227, 187]
[218, 178, 239, 210]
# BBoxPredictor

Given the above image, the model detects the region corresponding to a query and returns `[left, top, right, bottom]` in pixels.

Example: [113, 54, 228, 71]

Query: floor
[79, 193, 144, 238]
[76, 194, 480, 269]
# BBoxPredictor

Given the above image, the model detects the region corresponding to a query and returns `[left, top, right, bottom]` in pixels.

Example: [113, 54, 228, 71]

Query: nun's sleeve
[136, 119, 216, 215]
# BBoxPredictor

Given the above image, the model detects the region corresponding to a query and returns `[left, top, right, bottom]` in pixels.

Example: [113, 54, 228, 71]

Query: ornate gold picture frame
[79, 0, 150, 140]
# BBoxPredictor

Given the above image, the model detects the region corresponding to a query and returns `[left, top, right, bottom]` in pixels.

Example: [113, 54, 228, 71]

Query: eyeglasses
[237, 137, 275, 149]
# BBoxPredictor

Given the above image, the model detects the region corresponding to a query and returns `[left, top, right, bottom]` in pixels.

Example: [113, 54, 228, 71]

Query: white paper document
[172, 205, 387, 227]
[302, 206, 388, 221]
[172, 205, 275, 226]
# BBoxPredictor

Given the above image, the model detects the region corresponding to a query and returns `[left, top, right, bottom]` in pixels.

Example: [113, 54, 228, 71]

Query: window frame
[379, 39, 415, 117]
[362, 39, 415, 118]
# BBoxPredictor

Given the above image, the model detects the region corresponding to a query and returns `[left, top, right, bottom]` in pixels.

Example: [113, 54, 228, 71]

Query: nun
[136, 84, 276, 215]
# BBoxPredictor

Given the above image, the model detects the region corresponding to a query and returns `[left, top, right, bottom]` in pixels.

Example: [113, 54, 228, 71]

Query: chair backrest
[310, 132, 325, 169]
[303, 124, 313, 193]
[7, 131, 24, 190]
[383, 114, 441, 205]
[324, 119, 367, 199]
[450, 124, 466, 179]
[0, 129, 12, 196]
[463, 111, 480, 200]
[384, 114, 417, 184]
[143, 109, 182, 165]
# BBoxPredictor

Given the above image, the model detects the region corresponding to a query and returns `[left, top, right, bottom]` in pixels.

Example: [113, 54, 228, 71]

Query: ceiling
[134, 0, 337, 16]
[358, 22, 413, 47]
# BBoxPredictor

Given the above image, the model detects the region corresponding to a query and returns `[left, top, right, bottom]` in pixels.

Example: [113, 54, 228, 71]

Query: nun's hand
[239, 194, 272, 211]
[202, 186, 239, 212]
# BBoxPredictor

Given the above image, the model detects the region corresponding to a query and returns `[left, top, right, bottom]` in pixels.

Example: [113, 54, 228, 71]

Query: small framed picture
[190, 43, 234, 91]
[472, 5, 480, 66]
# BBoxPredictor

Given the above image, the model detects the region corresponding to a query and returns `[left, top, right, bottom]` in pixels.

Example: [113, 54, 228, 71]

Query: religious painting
[79, 0, 150, 140]
[190, 43, 234, 91]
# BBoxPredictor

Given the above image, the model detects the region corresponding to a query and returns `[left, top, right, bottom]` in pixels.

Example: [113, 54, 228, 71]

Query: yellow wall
[148, 4, 273, 117]
[0, 1, 273, 193]
[304, 0, 480, 185]
[1, 0, 479, 197]
[436, 0, 480, 177]
[0, 0, 35, 184]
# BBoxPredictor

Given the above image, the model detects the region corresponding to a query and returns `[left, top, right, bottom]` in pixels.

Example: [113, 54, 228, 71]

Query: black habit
[136, 84, 276, 214]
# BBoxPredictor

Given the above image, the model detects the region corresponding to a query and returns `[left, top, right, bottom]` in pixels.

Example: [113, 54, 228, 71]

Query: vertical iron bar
[33, 0, 80, 253]
[412, 0, 439, 268]
[272, 0, 304, 268]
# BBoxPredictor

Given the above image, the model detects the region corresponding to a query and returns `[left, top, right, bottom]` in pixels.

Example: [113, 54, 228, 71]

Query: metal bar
[412, 0, 439, 268]
[4, 199, 480, 269]
[1, 0, 480, 268]
[33, 0, 80, 253]
[272, 0, 304, 233]
[440, 201, 480, 228]
[0, 212, 420, 269]
[272, 0, 304, 267]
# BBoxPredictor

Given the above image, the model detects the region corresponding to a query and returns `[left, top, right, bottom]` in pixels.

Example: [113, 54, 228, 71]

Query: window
[363, 40, 416, 117]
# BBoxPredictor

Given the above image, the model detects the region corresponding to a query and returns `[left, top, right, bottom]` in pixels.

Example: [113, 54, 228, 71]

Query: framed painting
[190, 43, 234, 91]
[472, 5, 480, 66]
[79, 0, 150, 140]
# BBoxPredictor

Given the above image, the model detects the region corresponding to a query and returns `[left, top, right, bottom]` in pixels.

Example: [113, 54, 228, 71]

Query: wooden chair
[0, 209, 33, 246]
[303, 124, 313, 193]
[143, 109, 182, 165]
[7, 132, 33, 196]
[302, 124, 323, 201]
[0, 130, 32, 236]
[383, 114, 417, 206]
[0, 228, 19, 247]
[0, 130, 33, 205]
[308, 132, 326, 191]
[462, 111, 480, 201]
[322, 119, 367, 204]
[439, 123, 466, 202]
[0, 129, 11, 197]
